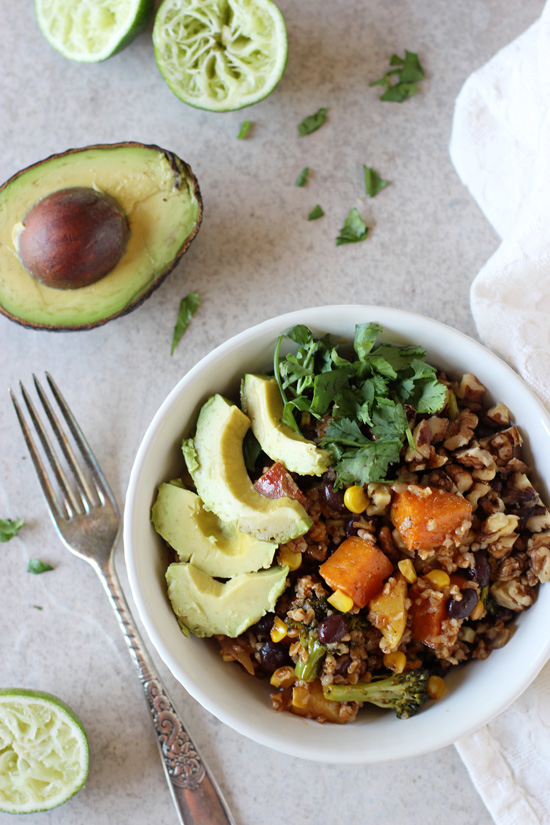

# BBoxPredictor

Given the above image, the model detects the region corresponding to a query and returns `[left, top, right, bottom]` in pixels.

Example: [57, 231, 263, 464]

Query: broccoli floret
[323, 668, 430, 719]
[294, 632, 327, 682]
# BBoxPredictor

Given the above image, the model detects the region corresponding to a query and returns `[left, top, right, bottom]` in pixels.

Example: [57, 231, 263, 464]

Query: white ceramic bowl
[124, 305, 550, 763]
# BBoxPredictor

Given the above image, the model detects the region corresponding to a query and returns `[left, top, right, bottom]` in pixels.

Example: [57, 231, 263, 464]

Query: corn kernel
[427, 675, 446, 700]
[278, 545, 302, 571]
[327, 589, 354, 613]
[344, 485, 368, 514]
[398, 558, 417, 584]
[470, 599, 485, 621]
[383, 651, 407, 674]
[424, 569, 450, 589]
[270, 666, 296, 689]
[270, 616, 288, 643]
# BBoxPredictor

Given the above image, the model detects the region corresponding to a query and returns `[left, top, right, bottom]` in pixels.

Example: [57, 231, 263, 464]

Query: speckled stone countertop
[0, 2, 544, 823]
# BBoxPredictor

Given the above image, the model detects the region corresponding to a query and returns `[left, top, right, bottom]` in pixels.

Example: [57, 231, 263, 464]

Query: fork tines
[10, 374, 113, 521]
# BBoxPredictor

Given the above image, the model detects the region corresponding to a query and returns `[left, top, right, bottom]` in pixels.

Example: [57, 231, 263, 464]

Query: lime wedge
[0, 689, 89, 814]
[153, 0, 288, 111]
[34, 0, 154, 62]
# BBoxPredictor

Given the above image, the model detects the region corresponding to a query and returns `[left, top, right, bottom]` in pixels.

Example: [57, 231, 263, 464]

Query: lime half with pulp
[0, 688, 89, 814]
[34, 0, 154, 62]
[153, 0, 288, 111]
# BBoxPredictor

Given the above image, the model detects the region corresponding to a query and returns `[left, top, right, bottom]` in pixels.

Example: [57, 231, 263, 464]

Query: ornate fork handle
[97, 555, 236, 825]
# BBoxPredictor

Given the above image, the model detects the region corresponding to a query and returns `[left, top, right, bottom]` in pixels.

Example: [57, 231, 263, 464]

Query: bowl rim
[124, 304, 550, 763]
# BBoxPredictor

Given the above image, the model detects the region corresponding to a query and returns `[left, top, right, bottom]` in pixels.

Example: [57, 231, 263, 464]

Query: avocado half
[0, 142, 203, 330]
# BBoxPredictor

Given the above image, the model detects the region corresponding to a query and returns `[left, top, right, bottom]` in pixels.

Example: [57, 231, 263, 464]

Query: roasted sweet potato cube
[409, 580, 449, 648]
[391, 485, 472, 552]
[319, 536, 394, 609]
[291, 679, 350, 724]
[368, 573, 408, 653]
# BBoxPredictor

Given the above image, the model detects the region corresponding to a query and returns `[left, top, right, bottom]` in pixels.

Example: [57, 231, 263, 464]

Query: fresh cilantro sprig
[364, 166, 389, 197]
[370, 51, 425, 102]
[336, 208, 369, 245]
[27, 558, 54, 574]
[0, 517, 24, 542]
[171, 291, 200, 355]
[298, 107, 328, 136]
[295, 167, 310, 187]
[308, 205, 324, 221]
[273, 322, 446, 485]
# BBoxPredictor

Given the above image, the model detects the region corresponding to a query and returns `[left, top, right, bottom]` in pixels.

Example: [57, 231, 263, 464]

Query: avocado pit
[18, 186, 129, 290]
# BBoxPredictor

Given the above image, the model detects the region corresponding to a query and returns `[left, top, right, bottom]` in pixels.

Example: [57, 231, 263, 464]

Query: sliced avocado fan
[182, 394, 312, 543]
[241, 374, 332, 475]
[166, 562, 289, 637]
[152, 482, 277, 577]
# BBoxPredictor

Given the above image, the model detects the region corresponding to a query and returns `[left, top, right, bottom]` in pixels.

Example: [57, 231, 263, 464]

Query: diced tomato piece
[319, 536, 394, 609]
[391, 485, 472, 552]
[254, 461, 307, 506]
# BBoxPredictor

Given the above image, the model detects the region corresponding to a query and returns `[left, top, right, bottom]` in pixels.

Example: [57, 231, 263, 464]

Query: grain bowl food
[151, 321, 550, 725]
[125, 306, 550, 762]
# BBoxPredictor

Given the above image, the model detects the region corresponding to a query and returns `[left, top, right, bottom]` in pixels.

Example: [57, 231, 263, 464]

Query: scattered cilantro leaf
[308, 205, 324, 221]
[295, 167, 310, 187]
[171, 292, 200, 355]
[27, 559, 54, 574]
[364, 165, 389, 197]
[298, 107, 328, 137]
[336, 208, 369, 246]
[33, 605, 43, 610]
[370, 50, 425, 102]
[273, 323, 447, 485]
[237, 120, 252, 139]
[0, 517, 24, 542]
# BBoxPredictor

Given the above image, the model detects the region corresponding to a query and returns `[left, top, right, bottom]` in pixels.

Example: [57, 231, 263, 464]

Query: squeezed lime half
[0, 689, 89, 814]
[153, 0, 288, 111]
[34, 0, 154, 62]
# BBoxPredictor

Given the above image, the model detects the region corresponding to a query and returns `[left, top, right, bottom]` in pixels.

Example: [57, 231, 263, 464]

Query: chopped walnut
[456, 373, 487, 403]
[481, 427, 523, 467]
[467, 482, 492, 510]
[424, 469, 455, 492]
[454, 444, 497, 474]
[443, 409, 478, 451]
[526, 506, 550, 533]
[445, 463, 474, 493]
[477, 490, 505, 517]
[487, 534, 519, 560]
[366, 483, 391, 516]
[490, 579, 537, 611]
[477, 512, 519, 546]
[485, 402, 511, 428]
[527, 533, 550, 583]
[493, 553, 527, 582]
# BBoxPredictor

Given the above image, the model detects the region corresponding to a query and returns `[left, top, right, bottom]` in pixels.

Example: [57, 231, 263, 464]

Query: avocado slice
[182, 394, 312, 543]
[151, 482, 278, 577]
[0, 143, 202, 330]
[166, 561, 289, 637]
[241, 374, 332, 476]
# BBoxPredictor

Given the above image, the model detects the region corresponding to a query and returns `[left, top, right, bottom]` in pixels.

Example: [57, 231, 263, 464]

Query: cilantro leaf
[298, 107, 328, 137]
[295, 167, 310, 187]
[237, 120, 252, 139]
[308, 205, 324, 221]
[364, 166, 389, 197]
[27, 558, 54, 574]
[171, 291, 200, 355]
[333, 438, 403, 485]
[354, 323, 383, 360]
[336, 208, 369, 246]
[370, 50, 425, 102]
[0, 517, 24, 542]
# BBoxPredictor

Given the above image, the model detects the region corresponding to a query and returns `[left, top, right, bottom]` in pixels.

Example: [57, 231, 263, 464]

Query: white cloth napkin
[450, 4, 550, 823]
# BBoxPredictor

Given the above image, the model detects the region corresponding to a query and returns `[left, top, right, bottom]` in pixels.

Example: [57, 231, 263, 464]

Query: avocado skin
[0, 142, 203, 331]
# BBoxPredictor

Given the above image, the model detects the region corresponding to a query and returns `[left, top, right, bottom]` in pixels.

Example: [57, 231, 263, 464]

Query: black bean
[259, 641, 289, 674]
[466, 551, 491, 588]
[250, 613, 275, 638]
[323, 482, 346, 513]
[334, 655, 352, 677]
[317, 613, 348, 644]
[447, 587, 478, 620]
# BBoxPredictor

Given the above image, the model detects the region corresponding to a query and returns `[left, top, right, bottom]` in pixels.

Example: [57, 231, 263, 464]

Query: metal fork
[10, 373, 237, 825]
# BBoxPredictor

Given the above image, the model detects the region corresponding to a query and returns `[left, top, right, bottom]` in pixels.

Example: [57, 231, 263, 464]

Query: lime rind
[34, 0, 155, 63]
[0, 689, 89, 815]
[153, 0, 288, 112]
